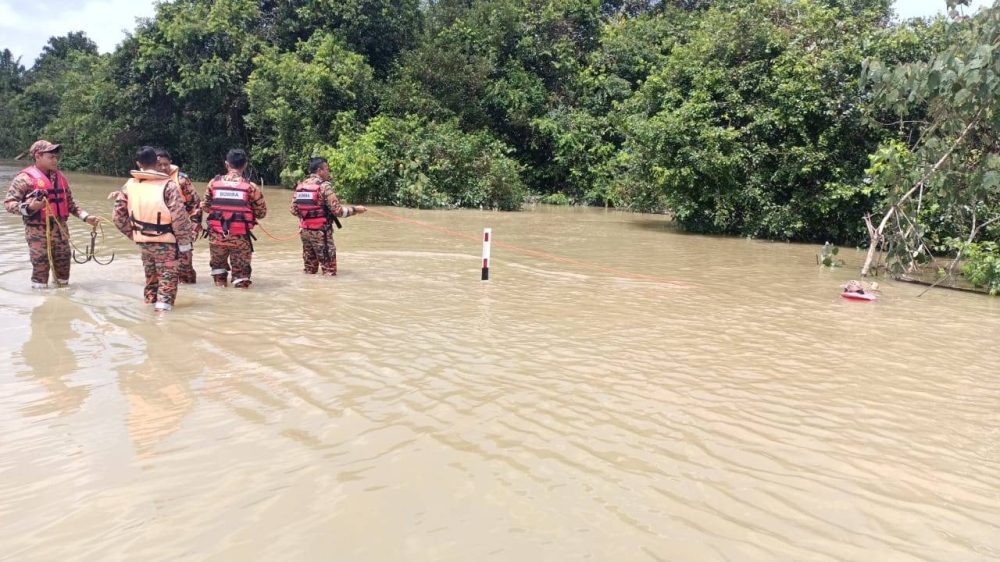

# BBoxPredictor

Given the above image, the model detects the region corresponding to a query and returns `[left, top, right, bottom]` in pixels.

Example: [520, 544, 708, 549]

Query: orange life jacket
[165, 165, 194, 205]
[165, 165, 186, 203]
[207, 175, 255, 236]
[124, 170, 176, 244]
[293, 177, 329, 230]
[21, 166, 70, 224]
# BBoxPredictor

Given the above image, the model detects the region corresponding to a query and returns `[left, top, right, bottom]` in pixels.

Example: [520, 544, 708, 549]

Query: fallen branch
[861, 109, 984, 277]
[917, 212, 1000, 297]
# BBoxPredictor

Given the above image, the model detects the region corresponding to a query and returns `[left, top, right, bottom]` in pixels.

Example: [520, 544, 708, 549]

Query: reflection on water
[0, 162, 998, 561]
[119, 324, 197, 458]
[17, 297, 88, 418]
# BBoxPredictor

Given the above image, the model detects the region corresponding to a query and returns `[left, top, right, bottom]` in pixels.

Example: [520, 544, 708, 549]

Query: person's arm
[179, 177, 202, 233]
[164, 180, 194, 249]
[249, 183, 267, 220]
[322, 181, 366, 218]
[112, 187, 132, 239]
[4, 173, 38, 216]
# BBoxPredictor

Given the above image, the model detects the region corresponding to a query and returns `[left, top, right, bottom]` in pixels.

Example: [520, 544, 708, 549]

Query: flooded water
[1, 162, 998, 561]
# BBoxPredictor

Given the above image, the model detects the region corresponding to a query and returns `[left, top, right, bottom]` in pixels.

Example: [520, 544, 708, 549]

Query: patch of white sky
[0, 0, 995, 67]
[0, 0, 157, 66]
[894, 0, 991, 18]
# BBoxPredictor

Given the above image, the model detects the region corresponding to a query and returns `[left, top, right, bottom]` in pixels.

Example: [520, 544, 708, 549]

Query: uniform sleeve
[323, 181, 358, 218]
[321, 181, 344, 218]
[164, 181, 194, 246]
[4, 173, 34, 216]
[249, 183, 267, 220]
[112, 186, 132, 239]
[180, 177, 202, 222]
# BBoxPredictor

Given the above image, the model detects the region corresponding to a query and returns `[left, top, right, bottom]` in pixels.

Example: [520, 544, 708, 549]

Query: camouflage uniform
[4, 168, 93, 287]
[176, 173, 202, 284]
[112, 176, 195, 311]
[290, 174, 360, 275]
[201, 172, 266, 288]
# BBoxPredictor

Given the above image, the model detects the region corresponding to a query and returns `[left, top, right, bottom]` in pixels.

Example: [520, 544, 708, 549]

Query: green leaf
[927, 70, 941, 91]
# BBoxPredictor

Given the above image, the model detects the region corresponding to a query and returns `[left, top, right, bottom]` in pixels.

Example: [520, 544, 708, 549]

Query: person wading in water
[201, 149, 267, 288]
[3, 140, 102, 288]
[290, 157, 367, 276]
[112, 146, 195, 312]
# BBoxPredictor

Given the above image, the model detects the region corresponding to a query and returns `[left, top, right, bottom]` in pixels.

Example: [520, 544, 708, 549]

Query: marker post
[482, 228, 491, 281]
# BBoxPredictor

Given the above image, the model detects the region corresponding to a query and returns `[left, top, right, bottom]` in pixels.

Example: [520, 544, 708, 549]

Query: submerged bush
[962, 242, 1000, 296]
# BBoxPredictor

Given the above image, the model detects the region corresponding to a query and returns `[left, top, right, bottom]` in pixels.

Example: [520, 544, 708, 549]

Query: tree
[860, 0, 1000, 279]
[32, 32, 99, 73]
[272, 0, 423, 77]
[609, 0, 937, 242]
[0, 49, 27, 156]
[0, 49, 24, 93]
[247, 32, 376, 183]
[127, 0, 266, 179]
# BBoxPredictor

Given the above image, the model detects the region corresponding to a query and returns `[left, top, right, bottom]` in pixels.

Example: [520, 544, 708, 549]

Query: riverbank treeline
[0, 1, 997, 250]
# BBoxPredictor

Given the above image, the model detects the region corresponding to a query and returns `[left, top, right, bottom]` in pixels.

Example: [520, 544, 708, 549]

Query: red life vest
[21, 166, 70, 224]
[293, 178, 329, 230]
[207, 176, 256, 236]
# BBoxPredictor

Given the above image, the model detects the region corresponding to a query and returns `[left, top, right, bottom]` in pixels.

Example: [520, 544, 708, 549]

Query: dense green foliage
[861, 0, 1000, 278]
[1, 0, 997, 249]
[319, 115, 526, 210]
[960, 242, 1000, 294]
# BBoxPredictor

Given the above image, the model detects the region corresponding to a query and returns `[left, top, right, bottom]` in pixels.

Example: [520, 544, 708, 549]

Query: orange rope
[368, 208, 691, 288]
[255, 221, 301, 242]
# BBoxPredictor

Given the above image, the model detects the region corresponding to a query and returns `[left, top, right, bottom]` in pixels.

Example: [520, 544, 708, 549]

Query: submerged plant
[818, 242, 846, 267]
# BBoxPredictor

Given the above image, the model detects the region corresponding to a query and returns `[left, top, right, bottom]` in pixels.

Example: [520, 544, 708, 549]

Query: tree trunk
[860, 114, 983, 277]
[860, 213, 884, 277]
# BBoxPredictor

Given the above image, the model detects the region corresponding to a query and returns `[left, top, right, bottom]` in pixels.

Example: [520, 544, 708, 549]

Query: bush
[318, 115, 527, 210]
[541, 193, 571, 205]
[962, 242, 1000, 296]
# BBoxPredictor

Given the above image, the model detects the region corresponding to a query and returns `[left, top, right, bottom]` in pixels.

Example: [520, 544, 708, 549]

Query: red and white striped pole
[482, 228, 492, 281]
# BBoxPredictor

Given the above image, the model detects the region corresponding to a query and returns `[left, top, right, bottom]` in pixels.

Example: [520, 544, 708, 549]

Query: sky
[0, 0, 994, 68]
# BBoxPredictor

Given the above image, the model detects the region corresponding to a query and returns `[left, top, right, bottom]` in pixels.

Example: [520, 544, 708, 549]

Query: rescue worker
[3, 140, 101, 288]
[155, 148, 202, 283]
[291, 157, 367, 275]
[112, 146, 195, 313]
[201, 149, 267, 288]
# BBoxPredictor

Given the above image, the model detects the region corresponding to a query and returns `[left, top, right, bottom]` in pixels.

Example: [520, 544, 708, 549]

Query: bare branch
[861, 107, 985, 276]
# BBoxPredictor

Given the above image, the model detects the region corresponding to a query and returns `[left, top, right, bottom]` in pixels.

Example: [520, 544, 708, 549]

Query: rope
[255, 221, 301, 242]
[367, 208, 691, 288]
[41, 199, 112, 282]
[43, 201, 60, 287]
